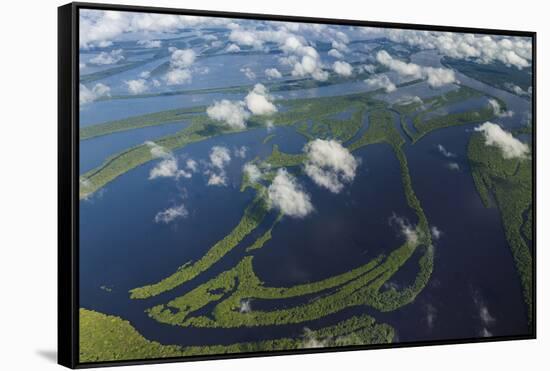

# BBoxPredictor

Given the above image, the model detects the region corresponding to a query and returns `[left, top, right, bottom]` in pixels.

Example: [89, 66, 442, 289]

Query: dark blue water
[374, 124, 529, 342]
[253, 144, 417, 286]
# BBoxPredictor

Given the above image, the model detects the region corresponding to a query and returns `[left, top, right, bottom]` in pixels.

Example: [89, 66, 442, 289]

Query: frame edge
[58, 2, 78, 369]
[62, 2, 536, 368]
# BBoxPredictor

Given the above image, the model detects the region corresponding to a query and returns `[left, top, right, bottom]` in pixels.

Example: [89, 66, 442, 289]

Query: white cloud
[234, 146, 248, 159]
[195, 66, 210, 75]
[150, 156, 190, 180]
[169, 49, 196, 68]
[229, 29, 265, 49]
[205, 146, 231, 186]
[426, 304, 437, 329]
[139, 70, 151, 79]
[226, 43, 241, 53]
[268, 168, 314, 218]
[164, 68, 192, 85]
[243, 163, 262, 183]
[186, 159, 198, 173]
[278, 55, 298, 67]
[79, 9, 233, 48]
[488, 98, 514, 118]
[505, 83, 532, 97]
[423, 67, 457, 88]
[389, 214, 419, 245]
[245, 84, 278, 115]
[207, 173, 227, 186]
[89, 49, 124, 65]
[377, 50, 422, 77]
[447, 162, 460, 171]
[360, 64, 376, 74]
[207, 100, 250, 130]
[265, 67, 282, 79]
[328, 49, 344, 59]
[431, 226, 443, 240]
[437, 144, 455, 158]
[302, 328, 326, 349]
[291, 53, 328, 81]
[377, 50, 456, 88]
[396, 95, 424, 106]
[303, 139, 358, 193]
[97, 41, 113, 48]
[154, 204, 188, 223]
[332, 61, 353, 77]
[125, 79, 148, 95]
[479, 304, 495, 325]
[331, 39, 348, 52]
[474, 122, 529, 159]
[79, 83, 111, 105]
[202, 34, 218, 41]
[209, 146, 231, 169]
[204, 146, 231, 186]
[283, 38, 328, 81]
[364, 74, 396, 93]
[240, 67, 256, 80]
[163, 48, 196, 85]
[146, 141, 191, 180]
[146, 141, 170, 158]
[228, 27, 331, 82]
[137, 39, 162, 48]
[473, 293, 495, 337]
[371, 28, 532, 69]
[239, 299, 252, 313]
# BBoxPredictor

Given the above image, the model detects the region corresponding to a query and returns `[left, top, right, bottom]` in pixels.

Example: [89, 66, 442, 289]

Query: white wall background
[0, 0, 546, 369]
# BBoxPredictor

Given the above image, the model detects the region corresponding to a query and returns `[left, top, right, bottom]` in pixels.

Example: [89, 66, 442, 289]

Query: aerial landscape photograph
[77, 8, 534, 363]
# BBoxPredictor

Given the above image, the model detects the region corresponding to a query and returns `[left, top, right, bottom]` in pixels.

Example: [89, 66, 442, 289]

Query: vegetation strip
[80, 308, 394, 362]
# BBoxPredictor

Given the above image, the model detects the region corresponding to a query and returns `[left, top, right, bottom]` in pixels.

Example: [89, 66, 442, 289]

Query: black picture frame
[58, 2, 537, 368]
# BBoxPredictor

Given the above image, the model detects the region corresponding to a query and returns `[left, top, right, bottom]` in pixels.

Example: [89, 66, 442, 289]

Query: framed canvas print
[58, 2, 536, 368]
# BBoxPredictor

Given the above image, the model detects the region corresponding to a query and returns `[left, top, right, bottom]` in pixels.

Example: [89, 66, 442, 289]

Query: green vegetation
[147, 237, 426, 329]
[404, 86, 494, 143]
[391, 85, 501, 143]
[301, 109, 365, 143]
[245, 214, 282, 252]
[413, 107, 495, 140]
[129, 197, 269, 299]
[348, 110, 403, 151]
[442, 57, 532, 98]
[80, 308, 184, 362]
[80, 106, 205, 140]
[468, 133, 533, 323]
[522, 208, 532, 241]
[265, 144, 306, 168]
[80, 308, 393, 363]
